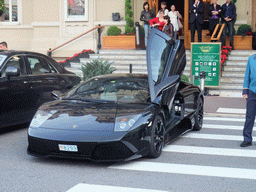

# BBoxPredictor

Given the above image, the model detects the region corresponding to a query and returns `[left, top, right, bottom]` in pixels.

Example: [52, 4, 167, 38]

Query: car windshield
[71, 77, 150, 103]
[0, 55, 7, 68]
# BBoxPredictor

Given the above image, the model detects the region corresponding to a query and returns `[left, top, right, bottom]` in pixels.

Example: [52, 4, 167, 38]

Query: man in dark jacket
[220, 0, 236, 50]
[189, 0, 204, 42]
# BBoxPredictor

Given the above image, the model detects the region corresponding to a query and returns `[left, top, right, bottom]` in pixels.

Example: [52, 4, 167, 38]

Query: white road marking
[203, 124, 243, 130]
[216, 108, 246, 114]
[66, 184, 168, 192]
[182, 133, 247, 141]
[163, 145, 256, 157]
[109, 162, 256, 180]
[204, 117, 247, 122]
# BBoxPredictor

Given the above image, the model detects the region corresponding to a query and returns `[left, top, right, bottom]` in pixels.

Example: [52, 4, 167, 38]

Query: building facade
[0, 0, 255, 58]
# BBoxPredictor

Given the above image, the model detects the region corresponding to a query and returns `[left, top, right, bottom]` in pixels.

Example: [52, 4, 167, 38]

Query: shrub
[107, 26, 122, 36]
[181, 74, 189, 82]
[237, 24, 252, 37]
[125, 0, 135, 34]
[81, 58, 116, 81]
[0, 0, 5, 15]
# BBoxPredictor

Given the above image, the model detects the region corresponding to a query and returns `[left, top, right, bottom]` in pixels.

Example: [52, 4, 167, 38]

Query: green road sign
[191, 42, 221, 87]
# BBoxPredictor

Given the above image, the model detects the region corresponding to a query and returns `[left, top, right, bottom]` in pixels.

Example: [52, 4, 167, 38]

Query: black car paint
[27, 29, 203, 162]
[0, 51, 81, 128]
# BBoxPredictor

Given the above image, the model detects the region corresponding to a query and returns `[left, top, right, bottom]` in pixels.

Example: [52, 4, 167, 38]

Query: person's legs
[243, 90, 256, 143]
[196, 19, 202, 42]
[190, 22, 196, 42]
[174, 31, 177, 40]
[228, 21, 235, 49]
[144, 24, 149, 47]
[221, 22, 228, 46]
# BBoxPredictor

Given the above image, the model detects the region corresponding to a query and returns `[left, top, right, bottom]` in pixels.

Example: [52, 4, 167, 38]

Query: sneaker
[240, 141, 252, 147]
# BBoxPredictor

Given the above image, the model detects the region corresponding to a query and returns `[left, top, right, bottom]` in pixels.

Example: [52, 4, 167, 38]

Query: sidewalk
[204, 95, 246, 118]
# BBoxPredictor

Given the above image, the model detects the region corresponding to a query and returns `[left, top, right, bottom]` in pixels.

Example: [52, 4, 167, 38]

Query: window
[27, 57, 54, 75]
[2, 0, 20, 23]
[1, 56, 25, 77]
[65, 0, 88, 21]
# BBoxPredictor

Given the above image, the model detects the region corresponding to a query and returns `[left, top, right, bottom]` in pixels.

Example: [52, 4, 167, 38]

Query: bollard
[129, 64, 132, 73]
[135, 22, 141, 49]
[199, 71, 206, 94]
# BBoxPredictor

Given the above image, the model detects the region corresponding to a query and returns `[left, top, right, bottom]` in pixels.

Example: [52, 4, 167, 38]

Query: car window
[1, 56, 25, 78]
[27, 57, 52, 74]
[0, 55, 7, 68]
[73, 78, 149, 103]
[148, 34, 173, 85]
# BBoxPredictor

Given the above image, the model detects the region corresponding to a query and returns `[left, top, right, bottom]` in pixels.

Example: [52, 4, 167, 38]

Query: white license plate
[58, 144, 78, 152]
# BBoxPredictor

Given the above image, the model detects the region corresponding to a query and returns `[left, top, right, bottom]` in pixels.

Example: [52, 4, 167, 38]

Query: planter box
[226, 35, 253, 50]
[103, 36, 136, 49]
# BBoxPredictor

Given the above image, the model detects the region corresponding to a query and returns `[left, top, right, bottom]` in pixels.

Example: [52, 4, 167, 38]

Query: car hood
[30, 100, 148, 132]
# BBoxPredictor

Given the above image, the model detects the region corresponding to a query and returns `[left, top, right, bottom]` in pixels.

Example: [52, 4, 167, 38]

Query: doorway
[158, 0, 184, 17]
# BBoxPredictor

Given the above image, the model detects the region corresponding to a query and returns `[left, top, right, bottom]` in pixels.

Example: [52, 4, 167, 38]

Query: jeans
[221, 20, 235, 48]
[243, 90, 256, 142]
[174, 31, 178, 40]
[144, 24, 151, 47]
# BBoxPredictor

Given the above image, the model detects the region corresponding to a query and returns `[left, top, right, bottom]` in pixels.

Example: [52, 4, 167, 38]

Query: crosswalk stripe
[183, 133, 246, 141]
[204, 117, 246, 122]
[203, 124, 243, 130]
[216, 108, 246, 114]
[163, 145, 256, 157]
[66, 184, 168, 192]
[109, 162, 256, 180]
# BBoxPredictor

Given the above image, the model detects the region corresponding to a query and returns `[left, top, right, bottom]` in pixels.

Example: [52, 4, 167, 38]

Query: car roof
[0, 50, 48, 57]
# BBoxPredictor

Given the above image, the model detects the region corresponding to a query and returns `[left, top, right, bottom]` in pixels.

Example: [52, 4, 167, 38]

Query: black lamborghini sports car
[27, 29, 204, 161]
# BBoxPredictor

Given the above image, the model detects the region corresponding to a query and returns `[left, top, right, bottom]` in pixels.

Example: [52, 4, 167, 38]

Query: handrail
[47, 25, 105, 56]
[211, 23, 225, 41]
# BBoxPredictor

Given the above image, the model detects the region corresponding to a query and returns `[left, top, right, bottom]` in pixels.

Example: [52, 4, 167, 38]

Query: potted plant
[226, 24, 253, 50]
[102, 0, 136, 49]
[0, 0, 5, 16]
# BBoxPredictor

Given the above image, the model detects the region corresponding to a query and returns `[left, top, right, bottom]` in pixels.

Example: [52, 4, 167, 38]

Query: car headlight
[114, 114, 142, 132]
[30, 110, 56, 127]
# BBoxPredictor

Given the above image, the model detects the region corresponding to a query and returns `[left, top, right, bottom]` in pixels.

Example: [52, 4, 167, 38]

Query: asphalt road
[1, 114, 256, 192]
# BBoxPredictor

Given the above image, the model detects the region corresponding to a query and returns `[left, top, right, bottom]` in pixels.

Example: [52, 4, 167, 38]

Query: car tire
[193, 97, 203, 131]
[148, 115, 164, 158]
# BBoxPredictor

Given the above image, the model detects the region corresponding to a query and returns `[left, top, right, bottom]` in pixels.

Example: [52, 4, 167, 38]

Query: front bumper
[27, 134, 149, 162]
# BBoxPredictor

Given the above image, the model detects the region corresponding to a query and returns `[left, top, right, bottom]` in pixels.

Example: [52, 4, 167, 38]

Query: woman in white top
[156, 1, 169, 17]
[168, 5, 183, 40]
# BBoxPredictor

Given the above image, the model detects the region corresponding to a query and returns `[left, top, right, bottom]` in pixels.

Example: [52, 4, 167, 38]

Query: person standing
[162, 16, 174, 39]
[220, 0, 236, 50]
[0, 42, 8, 50]
[168, 5, 183, 40]
[208, 0, 221, 35]
[149, 10, 165, 31]
[140, 2, 155, 47]
[241, 55, 256, 147]
[189, 0, 204, 42]
[156, 1, 169, 17]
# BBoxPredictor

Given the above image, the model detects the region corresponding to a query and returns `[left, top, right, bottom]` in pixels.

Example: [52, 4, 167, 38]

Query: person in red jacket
[149, 10, 165, 31]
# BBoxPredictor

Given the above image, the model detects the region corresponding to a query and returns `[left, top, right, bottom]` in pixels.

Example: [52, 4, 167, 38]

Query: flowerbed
[58, 49, 94, 67]
[221, 46, 232, 70]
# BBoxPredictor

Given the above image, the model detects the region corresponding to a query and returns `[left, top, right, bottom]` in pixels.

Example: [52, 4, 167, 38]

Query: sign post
[191, 42, 221, 87]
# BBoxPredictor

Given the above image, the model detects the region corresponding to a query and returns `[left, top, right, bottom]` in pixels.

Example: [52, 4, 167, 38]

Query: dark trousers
[243, 90, 256, 142]
[190, 17, 202, 42]
[221, 20, 235, 48]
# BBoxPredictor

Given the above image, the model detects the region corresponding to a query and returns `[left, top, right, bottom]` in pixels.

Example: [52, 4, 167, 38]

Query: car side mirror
[6, 66, 20, 80]
[52, 90, 64, 100]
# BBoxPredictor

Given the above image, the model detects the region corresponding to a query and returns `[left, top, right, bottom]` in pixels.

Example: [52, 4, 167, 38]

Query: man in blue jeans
[241, 55, 256, 147]
[220, 0, 236, 50]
